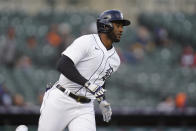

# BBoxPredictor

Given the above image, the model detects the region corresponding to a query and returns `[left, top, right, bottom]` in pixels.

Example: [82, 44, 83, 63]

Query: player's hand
[99, 100, 112, 122]
[84, 81, 105, 97]
[45, 82, 53, 92]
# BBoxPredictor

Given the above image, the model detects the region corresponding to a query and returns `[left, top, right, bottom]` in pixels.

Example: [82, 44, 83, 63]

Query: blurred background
[0, 0, 196, 130]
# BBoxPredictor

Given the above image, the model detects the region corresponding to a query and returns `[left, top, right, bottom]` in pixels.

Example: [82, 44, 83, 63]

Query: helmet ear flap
[104, 23, 113, 32]
[97, 20, 113, 33]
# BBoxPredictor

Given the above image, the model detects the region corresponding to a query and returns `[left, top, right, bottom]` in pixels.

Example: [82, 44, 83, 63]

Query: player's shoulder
[75, 34, 97, 43]
[71, 34, 98, 48]
[67, 34, 97, 50]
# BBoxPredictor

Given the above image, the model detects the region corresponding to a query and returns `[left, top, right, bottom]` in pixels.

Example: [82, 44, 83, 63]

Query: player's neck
[99, 33, 113, 50]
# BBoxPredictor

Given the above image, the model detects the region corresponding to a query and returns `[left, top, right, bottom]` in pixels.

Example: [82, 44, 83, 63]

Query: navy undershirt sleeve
[56, 55, 88, 86]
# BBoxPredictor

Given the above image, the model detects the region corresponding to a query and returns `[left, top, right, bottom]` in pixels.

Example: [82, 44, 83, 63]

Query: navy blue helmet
[97, 9, 130, 33]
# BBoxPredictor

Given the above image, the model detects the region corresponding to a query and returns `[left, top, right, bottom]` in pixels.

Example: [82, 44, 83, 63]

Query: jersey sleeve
[62, 36, 90, 65]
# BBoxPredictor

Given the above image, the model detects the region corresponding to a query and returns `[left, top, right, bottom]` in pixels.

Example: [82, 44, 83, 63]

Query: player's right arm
[57, 55, 87, 86]
[56, 55, 105, 97]
[56, 36, 105, 97]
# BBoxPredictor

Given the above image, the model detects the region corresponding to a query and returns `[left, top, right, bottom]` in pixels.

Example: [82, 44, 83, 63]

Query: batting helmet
[97, 9, 130, 33]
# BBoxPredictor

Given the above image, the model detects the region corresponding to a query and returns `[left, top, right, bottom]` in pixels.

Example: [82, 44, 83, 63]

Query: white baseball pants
[38, 86, 96, 131]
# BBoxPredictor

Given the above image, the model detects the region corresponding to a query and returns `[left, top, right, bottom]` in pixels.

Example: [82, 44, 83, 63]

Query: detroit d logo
[102, 65, 113, 81]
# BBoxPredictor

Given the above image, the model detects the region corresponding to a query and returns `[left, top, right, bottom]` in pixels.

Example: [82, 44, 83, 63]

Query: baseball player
[38, 9, 130, 131]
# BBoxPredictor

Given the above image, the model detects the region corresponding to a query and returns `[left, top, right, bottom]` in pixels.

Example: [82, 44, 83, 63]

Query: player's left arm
[98, 51, 120, 122]
[98, 82, 112, 123]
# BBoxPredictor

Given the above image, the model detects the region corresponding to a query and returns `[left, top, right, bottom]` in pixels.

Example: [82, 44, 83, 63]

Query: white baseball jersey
[58, 34, 120, 99]
[38, 34, 121, 131]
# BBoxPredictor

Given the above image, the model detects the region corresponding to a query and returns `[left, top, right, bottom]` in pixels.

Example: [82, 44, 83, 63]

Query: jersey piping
[93, 50, 116, 84]
[74, 34, 105, 96]
[88, 34, 105, 81]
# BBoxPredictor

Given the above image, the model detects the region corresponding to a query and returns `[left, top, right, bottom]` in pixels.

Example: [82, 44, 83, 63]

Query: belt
[56, 84, 91, 104]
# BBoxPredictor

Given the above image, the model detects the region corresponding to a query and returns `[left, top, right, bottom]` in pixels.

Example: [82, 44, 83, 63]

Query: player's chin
[113, 38, 120, 43]
[115, 35, 122, 42]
